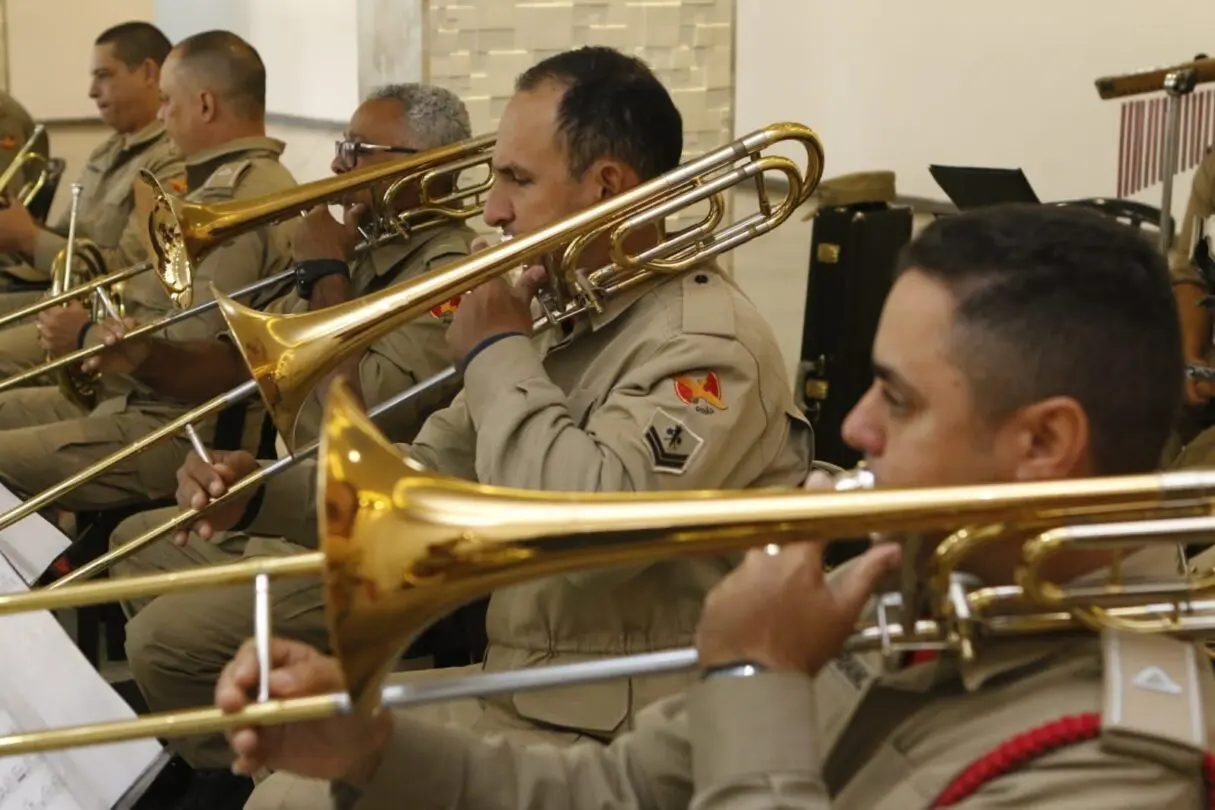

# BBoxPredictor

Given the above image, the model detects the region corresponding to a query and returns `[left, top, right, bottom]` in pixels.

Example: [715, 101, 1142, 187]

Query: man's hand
[445, 265, 547, 364]
[79, 317, 151, 376]
[36, 301, 90, 357]
[0, 199, 39, 255]
[293, 204, 362, 263]
[218, 637, 394, 782]
[173, 449, 260, 545]
[696, 540, 901, 676]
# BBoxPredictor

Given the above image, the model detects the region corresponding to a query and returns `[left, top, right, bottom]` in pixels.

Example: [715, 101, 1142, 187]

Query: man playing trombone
[0, 89, 47, 204]
[75, 82, 480, 806]
[0, 22, 182, 322]
[0, 30, 296, 512]
[123, 45, 811, 809]
[216, 203, 1210, 809]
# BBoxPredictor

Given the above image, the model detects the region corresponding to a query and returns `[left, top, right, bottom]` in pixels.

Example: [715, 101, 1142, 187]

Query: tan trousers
[0, 289, 46, 320]
[243, 669, 589, 810]
[0, 387, 194, 510]
[114, 507, 329, 770]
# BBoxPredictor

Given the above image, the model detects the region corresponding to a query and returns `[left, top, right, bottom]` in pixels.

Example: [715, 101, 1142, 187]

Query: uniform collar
[577, 260, 726, 333]
[874, 544, 1184, 693]
[184, 136, 286, 190]
[121, 119, 168, 151]
[363, 220, 467, 279]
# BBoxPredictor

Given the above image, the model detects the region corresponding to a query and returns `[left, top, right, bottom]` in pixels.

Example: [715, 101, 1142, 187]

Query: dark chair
[26, 157, 65, 225]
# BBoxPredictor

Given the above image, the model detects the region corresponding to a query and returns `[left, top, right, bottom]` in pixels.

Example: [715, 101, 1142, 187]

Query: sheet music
[0, 483, 70, 584]
[0, 558, 163, 809]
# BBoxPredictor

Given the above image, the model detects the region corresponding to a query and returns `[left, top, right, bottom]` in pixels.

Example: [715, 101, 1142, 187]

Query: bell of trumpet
[0, 124, 50, 207]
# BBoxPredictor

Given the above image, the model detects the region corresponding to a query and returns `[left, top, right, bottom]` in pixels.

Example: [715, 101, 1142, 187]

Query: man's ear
[199, 90, 218, 123]
[1004, 396, 1091, 480]
[140, 58, 159, 86]
[590, 159, 638, 200]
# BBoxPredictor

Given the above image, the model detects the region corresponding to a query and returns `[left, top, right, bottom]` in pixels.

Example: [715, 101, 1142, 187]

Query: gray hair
[366, 83, 472, 149]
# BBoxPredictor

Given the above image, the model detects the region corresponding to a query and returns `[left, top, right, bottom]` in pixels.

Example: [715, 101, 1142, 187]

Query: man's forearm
[1176, 283, 1213, 362]
[133, 339, 249, 402]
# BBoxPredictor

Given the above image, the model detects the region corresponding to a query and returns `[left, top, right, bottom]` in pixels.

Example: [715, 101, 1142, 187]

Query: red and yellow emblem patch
[167, 175, 188, 195]
[674, 371, 726, 411]
[0, 135, 17, 150]
[429, 296, 462, 318]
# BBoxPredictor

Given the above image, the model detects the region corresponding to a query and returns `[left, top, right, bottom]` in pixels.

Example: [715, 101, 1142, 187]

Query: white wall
[8, 0, 156, 120]
[154, 0, 359, 123]
[737, 0, 1215, 212]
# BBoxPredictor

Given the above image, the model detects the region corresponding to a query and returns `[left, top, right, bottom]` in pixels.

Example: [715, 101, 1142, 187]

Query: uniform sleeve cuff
[689, 671, 821, 788]
[32, 229, 66, 273]
[463, 334, 544, 427]
[347, 715, 471, 809]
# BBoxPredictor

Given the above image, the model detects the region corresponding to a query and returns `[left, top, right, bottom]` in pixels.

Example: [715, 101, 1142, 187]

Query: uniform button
[694, 274, 708, 284]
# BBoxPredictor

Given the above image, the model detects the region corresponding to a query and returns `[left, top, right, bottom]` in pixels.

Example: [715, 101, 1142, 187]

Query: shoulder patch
[199, 159, 253, 198]
[673, 370, 728, 413]
[166, 174, 188, 195]
[1100, 628, 1207, 769]
[680, 269, 736, 338]
[643, 407, 704, 474]
[0, 134, 16, 151]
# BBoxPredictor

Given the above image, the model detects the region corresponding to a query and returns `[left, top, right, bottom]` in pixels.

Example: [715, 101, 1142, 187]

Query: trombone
[2, 381, 1215, 755]
[34, 120, 825, 583]
[0, 134, 498, 396]
[0, 124, 49, 207]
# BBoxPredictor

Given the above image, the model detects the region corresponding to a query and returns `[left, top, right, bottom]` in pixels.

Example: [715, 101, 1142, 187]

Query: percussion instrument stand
[1159, 68, 1199, 254]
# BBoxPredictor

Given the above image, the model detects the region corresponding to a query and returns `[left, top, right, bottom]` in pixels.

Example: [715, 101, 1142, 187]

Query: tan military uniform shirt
[248, 264, 813, 735]
[1170, 148, 1215, 288]
[280, 221, 476, 446]
[0, 90, 46, 200]
[32, 120, 183, 273]
[338, 548, 1213, 810]
[85, 136, 295, 412]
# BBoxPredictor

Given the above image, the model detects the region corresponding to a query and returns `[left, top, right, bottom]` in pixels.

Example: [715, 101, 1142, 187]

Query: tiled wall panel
[426, 0, 735, 164]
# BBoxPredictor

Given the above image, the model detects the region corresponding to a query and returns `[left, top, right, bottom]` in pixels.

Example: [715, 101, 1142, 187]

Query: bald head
[158, 30, 267, 155]
[172, 30, 265, 119]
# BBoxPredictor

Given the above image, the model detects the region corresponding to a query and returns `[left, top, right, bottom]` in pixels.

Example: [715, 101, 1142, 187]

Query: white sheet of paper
[0, 559, 163, 809]
[0, 483, 70, 585]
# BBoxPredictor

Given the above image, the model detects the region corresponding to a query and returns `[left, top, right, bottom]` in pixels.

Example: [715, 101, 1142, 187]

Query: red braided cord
[932, 713, 1215, 808]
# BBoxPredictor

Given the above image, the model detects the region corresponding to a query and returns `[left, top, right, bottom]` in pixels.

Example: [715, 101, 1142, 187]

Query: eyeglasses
[334, 140, 420, 170]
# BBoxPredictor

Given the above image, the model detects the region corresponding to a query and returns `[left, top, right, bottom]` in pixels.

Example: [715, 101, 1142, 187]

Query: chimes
[1118, 88, 1215, 197]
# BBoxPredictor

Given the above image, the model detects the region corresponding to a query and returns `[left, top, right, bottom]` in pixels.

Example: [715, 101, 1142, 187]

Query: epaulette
[1099, 628, 1206, 769]
[680, 268, 736, 338]
[197, 159, 254, 200]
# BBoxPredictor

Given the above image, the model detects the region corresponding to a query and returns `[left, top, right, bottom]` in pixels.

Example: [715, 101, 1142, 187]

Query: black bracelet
[700, 660, 768, 680]
[75, 320, 94, 350]
[230, 484, 267, 533]
[462, 331, 524, 370]
[294, 259, 351, 300]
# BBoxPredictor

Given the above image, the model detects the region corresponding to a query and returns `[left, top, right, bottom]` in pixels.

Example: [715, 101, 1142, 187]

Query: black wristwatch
[295, 258, 350, 299]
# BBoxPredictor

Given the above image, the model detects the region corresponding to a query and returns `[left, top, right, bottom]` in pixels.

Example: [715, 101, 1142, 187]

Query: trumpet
[2, 380, 1215, 756]
[0, 124, 49, 207]
[35, 121, 824, 582]
[0, 135, 497, 397]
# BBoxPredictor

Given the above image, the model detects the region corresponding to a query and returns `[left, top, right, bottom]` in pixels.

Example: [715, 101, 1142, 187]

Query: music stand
[928, 165, 1041, 210]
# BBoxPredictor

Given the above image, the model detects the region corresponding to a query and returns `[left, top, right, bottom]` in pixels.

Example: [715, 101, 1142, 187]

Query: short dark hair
[173, 30, 266, 119]
[899, 204, 1181, 475]
[516, 46, 682, 181]
[95, 22, 172, 69]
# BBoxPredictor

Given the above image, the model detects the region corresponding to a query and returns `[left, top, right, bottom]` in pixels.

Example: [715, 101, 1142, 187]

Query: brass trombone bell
[3, 381, 1215, 756]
